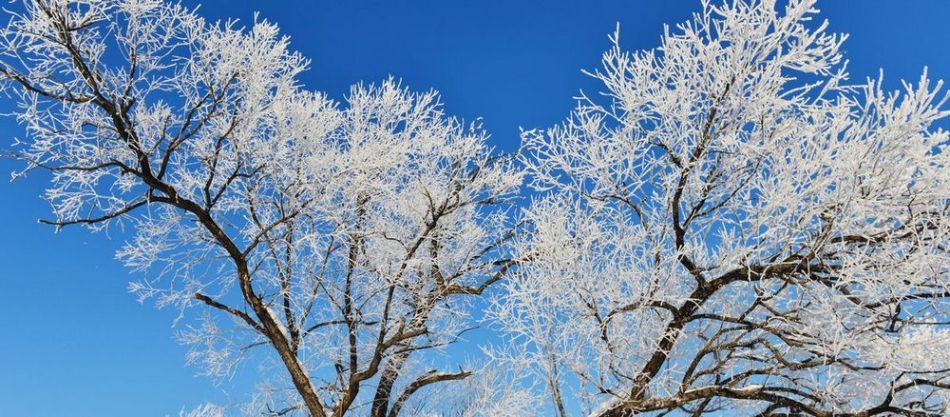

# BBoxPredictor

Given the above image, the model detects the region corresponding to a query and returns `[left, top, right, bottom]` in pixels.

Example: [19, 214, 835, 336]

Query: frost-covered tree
[0, 1, 524, 416]
[494, 0, 950, 416]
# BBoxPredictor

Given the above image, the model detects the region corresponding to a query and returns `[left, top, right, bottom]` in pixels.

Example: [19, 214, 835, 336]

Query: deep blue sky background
[1, 1, 948, 416]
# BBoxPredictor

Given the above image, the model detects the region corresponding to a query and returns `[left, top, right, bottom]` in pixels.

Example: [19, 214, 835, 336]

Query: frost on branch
[182, 403, 226, 417]
[0, 1, 522, 417]
[494, 0, 950, 416]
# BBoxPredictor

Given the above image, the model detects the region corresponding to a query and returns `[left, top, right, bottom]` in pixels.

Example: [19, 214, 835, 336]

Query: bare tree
[0, 1, 524, 416]
[7, 1, 950, 416]
[494, 0, 950, 416]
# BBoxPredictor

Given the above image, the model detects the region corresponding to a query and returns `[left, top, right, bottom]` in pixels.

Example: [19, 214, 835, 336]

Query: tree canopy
[2, 0, 948, 416]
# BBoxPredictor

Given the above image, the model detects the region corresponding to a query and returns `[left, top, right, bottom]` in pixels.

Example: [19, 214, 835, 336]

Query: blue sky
[1, 1, 949, 416]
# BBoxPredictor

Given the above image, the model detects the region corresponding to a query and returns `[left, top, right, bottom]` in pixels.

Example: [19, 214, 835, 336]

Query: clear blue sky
[1, 1, 948, 416]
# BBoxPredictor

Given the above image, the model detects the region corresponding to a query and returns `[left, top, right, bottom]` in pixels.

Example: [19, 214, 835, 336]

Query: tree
[0, 1, 524, 416]
[493, 0, 950, 416]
